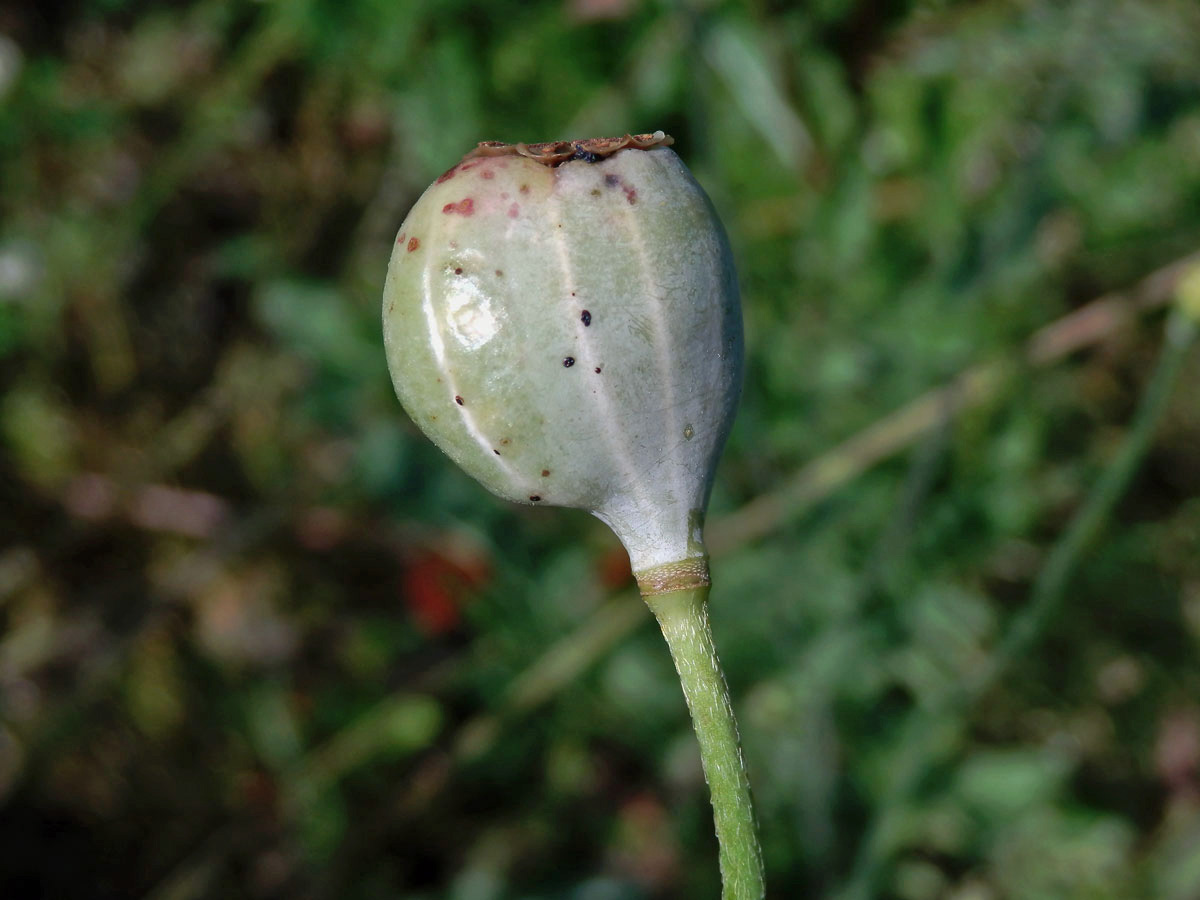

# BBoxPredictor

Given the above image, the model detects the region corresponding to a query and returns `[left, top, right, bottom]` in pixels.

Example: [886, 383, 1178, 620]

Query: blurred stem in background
[842, 272, 1200, 900]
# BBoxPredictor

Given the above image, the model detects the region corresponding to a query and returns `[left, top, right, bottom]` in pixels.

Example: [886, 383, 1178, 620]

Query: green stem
[644, 584, 765, 900]
[977, 306, 1198, 692]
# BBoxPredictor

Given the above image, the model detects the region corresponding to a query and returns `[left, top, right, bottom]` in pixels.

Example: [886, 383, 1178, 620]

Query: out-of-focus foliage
[2, 1, 1200, 897]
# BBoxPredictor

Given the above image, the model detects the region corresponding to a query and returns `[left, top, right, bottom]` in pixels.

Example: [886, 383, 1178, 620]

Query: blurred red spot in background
[403, 545, 490, 636]
[597, 546, 632, 590]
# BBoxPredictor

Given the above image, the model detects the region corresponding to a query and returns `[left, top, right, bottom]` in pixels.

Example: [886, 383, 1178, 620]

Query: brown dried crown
[463, 131, 674, 166]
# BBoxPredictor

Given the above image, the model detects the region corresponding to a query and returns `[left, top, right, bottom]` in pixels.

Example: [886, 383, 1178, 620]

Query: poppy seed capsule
[382, 133, 743, 583]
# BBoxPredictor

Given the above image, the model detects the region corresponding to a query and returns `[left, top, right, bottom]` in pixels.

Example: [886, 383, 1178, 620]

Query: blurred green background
[3, 0, 1200, 897]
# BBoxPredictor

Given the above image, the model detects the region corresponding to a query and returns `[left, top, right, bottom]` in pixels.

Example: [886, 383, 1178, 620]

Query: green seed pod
[382, 133, 742, 584]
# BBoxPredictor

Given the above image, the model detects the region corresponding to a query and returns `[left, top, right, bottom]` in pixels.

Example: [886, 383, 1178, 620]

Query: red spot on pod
[519, 184, 530, 194]
[436, 166, 458, 184]
[481, 169, 494, 179]
[396, 231, 406, 245]
[454, 267, 463, 274]
[624, 186, 637, 205]
[508, 203, 519, 219]
[407, 237, 420, 252]
[529, 495, 541, 502]
[442, 198, 475, 216]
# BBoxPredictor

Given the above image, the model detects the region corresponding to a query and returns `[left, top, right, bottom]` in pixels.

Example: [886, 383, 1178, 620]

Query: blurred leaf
[2, 385, 77, 491]
[704, 20, 813, 171]
[955, 749, 1073, 821]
